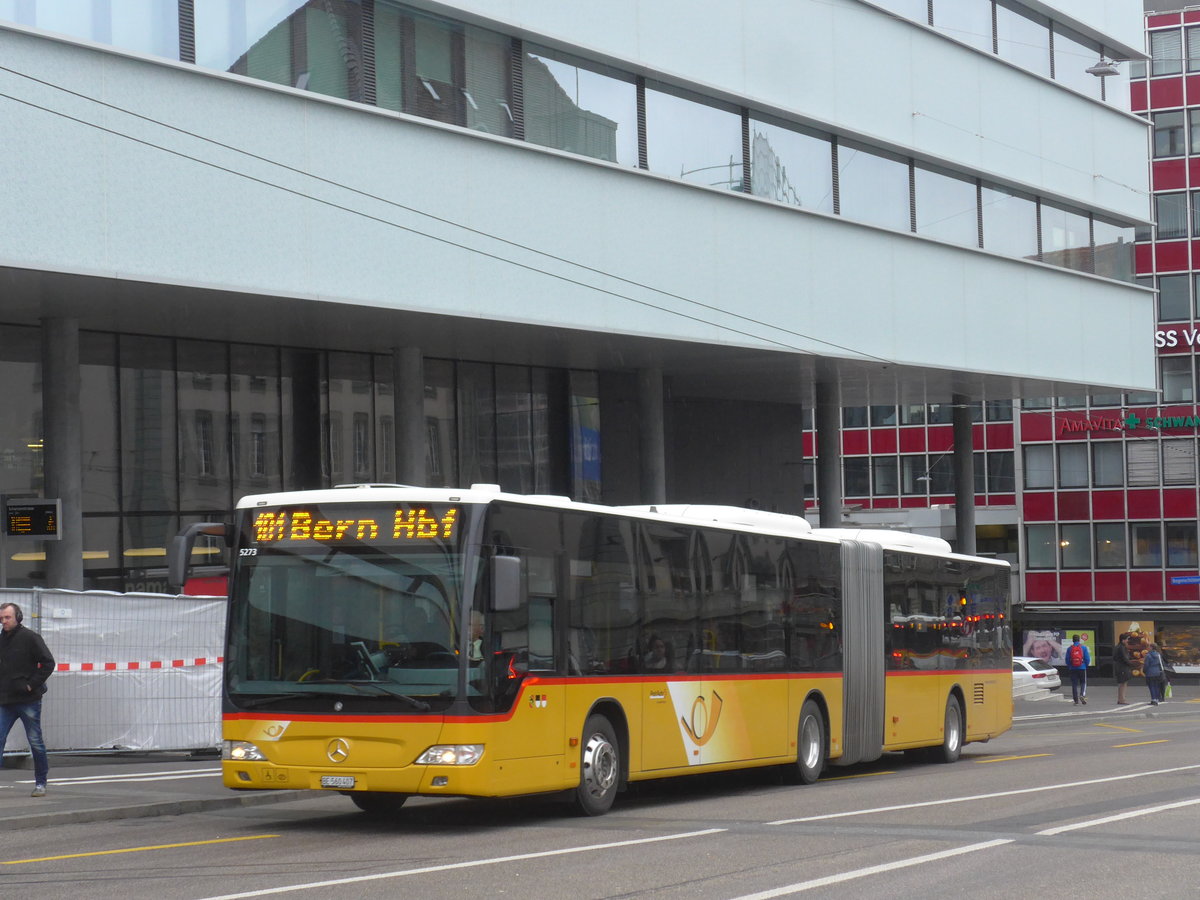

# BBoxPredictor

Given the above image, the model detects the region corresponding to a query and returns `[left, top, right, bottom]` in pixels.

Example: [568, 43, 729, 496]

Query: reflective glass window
[870, 405, 897, 427]
[1127, 441, 1161, 486]
[1057, 443, 1087, 488]
[1190, 110, 1200, 155]
[120, 335, 178, 512]
[1091, 393, 1122, 407]
[1025, 524, 1056, 569]
[838, 143, 910, 231]
[327, 352, 376, 485]
[1060, 523, 1091, 569]
[844, 457, 870, 497]
[987, 451, 1014, 493]
[1092, 219, 1134, 283]
[1154, 111, 1186, 158]
[1189, 27, 1200, 73]
[645, 85, 743, 191]
[231, 344, 282, 497]
[1162, 439, 1196, 485]
[1166, 522, 1199, 567]
[1024, 445, 1053, 489]
[1159, 275, 1191, 321]
[985, 400, 1013, 421]
[1057, 396, 1086, 410]
[927, 403, 954, 425]
[6, 0, 179, 58]
[1041, 203, 1091, 273]
[873, 456, 899, 495]
[843, 407, 868, 428]
[931, 0, 993, 53]
[1150, 29, 1183, 77]
[496, 365, 534, 494]
[425, 358, 457, 488]
[194, 1, 305, 71]
[1131, 523, 1162, 567]
[1095, 522, 1126, 568]
[1100, 48, 1131, 111]
[749, 118, 834, 214]
[914, 166, 978, 247]
[569, 370, 601, 503]
[899, 404, 926, 425]
[524, 46, 638, 165]
[995, 1, 1050, 77]
[1052, 23, 1103, 99]
[0, 325, 42, 502]
[928, 454, 954, 495]
[1162, 356, 1194, 403]
[900, 456, 927, 495]
[457, 362, 495, 486]
[1092, 443, 1123, 486]
[177, 342, 230, 513]
[1157, 193, 1188, 240]
[981, 185, 1038, 259]
[80, 332, 119, 513]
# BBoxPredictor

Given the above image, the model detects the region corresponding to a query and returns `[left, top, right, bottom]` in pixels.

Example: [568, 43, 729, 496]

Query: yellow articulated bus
[177, 484, 1012, 816]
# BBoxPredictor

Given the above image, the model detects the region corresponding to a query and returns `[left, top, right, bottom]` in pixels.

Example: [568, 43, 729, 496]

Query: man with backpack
[1064, 634, 1090, 705]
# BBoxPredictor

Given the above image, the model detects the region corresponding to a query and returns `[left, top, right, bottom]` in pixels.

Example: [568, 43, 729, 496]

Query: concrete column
[952, 393, 977, 556]
[392, 346, 426, 486]
[815, 369, 842, 529]
[41, 317, 84, 590]
[637, 368, 666, 504]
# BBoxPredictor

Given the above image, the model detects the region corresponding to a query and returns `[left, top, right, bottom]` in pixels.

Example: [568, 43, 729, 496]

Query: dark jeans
[1147, 675, 1166, 703]
[1068, 668, 1087, 702]
[0, 699, 49, 785]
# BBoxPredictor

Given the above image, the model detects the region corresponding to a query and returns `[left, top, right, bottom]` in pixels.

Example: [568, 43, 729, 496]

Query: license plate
[320, 775, 356, 789]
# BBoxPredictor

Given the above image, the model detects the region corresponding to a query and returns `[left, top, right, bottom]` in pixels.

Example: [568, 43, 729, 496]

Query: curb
[0, 788, 309, 832]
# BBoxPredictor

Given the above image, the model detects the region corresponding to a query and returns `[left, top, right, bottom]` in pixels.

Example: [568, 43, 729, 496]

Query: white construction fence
[1, 588, 225, 756]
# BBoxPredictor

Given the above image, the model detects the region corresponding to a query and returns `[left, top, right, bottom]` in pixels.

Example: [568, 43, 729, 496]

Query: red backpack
[1067, 644, 1083, 667]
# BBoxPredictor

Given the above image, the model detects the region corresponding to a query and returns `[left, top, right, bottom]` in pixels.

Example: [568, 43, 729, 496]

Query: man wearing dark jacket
[0, 602, 55, 796]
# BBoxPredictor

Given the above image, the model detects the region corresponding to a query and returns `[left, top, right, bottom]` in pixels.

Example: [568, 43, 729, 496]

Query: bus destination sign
[251, 506, 459, 545]
[4, 499, 62, 540]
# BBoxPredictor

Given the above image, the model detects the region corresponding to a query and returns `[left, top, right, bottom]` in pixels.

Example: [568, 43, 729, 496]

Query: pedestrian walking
[0, 602, 55, 797]
[1142, 642, 1167, 706]
[1114, 632, 1134, 705]
[1064, 634, 1090, 704]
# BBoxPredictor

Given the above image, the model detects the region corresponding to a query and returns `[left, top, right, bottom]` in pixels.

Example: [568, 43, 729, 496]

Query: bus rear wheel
[574, 714, 619, 816]
[934, 695, 964, 764]
[350, 791, 408, 815]
[786, 699, 826, 785]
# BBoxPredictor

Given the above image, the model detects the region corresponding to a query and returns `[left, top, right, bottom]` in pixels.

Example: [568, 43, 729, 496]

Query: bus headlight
[415, 745, 484, 766]
[223, 740, 269, 762]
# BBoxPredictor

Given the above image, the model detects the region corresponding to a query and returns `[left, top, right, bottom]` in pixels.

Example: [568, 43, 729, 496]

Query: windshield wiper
[235, 692, 308, 710]
[335, 680, 432, 711]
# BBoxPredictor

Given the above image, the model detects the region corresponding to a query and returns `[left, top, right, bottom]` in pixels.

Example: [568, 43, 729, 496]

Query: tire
[934, 695, 964, 764]
[350, 791, 408, 815]
[574, 714, 620, 816]
[785, 699, 826, 785]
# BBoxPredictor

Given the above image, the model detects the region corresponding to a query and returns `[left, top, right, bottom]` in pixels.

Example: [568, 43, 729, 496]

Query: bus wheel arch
[573, 700, 627, 816]
[934, 691, 965, 764]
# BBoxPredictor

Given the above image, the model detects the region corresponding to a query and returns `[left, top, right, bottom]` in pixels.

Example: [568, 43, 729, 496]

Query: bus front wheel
[350, 791, 408, 815]
[787, 699, 826, 785]
[574, 714, 619, 816]
[934, 695, 964, 764]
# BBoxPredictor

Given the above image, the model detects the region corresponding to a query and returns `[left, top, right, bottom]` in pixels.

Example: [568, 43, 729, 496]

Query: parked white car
[1013, 656, 1062, 695]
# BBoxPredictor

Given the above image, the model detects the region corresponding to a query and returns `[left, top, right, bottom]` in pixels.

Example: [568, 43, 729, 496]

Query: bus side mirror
[169, 522, 229, 592]
[492, 555, 521, 612]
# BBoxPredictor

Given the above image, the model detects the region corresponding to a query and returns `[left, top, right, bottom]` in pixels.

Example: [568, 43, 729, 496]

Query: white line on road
[1036, 796, 1200, 836]
[766, 763, 1200, 824]
[194, 828, 728, 899]
[725, 839, 1015, 899]
[15, 769, 220, 786]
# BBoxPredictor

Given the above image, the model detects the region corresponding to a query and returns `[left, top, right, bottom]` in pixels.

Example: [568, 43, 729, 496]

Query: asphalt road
[2, 688, 1197, 899]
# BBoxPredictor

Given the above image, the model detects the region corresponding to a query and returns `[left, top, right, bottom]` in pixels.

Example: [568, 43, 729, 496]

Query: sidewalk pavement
[1, 681, 1192, 831]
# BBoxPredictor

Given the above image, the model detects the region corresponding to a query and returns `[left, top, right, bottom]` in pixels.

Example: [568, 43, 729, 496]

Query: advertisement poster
[1115, 620, 1155, 676]
[1021, 628, 1065, 665]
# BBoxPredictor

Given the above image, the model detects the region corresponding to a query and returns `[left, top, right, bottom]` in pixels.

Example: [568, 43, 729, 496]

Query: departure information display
[4, 499, 61, 539]
[249, 505, 459, 545]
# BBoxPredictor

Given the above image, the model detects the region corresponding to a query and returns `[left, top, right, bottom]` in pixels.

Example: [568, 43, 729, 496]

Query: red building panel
[1131, 80, 1147, 112]
[1021, 413, 1052, 441]
[927, 426, 953, 452]
[1165, 577, 1200, 602]
[1190, 157, 1200, 187]
[1187, 10, 1200, 23]
[984, 423, 1013, 448]
[1150, 77, 1185, 108]
[1094, 572, 1128, 603]
[983, 494, 1015, 506]
[1057, 492, 1090, 520]
[1148, 13, 1182, 25]
[1129, 571, 1164, 603]
[1163, 489, 1198, 518]
[802, 432, 815, 457]
[900, 497, 928, 509]
[842, 430, 869, 454]
[1023, 573, 1058, 603]
[1127, 490, 1162, 518]
[898, 428, 925, 453]
[1135, 242, 1153, 275]
[1058, 572, 1092, 602]
[1153, 158, 1188, 190]
[870, 429, 897, 453]
[1023, 492, 1056, 521]
[1156, 241, 1190, 271]
[1090, 491, 1126, 519]
[872, 497, 899, 509]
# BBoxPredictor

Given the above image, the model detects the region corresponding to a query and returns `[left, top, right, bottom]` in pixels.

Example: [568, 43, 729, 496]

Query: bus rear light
[416, 744, 484, 766]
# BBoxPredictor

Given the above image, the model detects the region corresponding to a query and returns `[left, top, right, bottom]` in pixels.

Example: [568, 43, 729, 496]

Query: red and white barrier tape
[56, 657, 223, 672]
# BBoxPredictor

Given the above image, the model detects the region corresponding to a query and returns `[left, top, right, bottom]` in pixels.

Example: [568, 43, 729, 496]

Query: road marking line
[17, 773, 220, 786]
[18, 768, 220, 784]
[3, 835, 279, 865]
[194, 828, 727, 899]
[1113, 740, 1169, 748]
[726, 839, 1014, 898]
[1096, 723, 1140, 733]
[766, 764, 1200, 824]
[974, 754, 1052, 763]
[1037, 797, 1200, 836]
[820, 771, 896, 781]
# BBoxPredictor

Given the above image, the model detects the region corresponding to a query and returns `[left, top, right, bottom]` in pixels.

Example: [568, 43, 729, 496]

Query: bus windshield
[225, 502, 475, 713]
